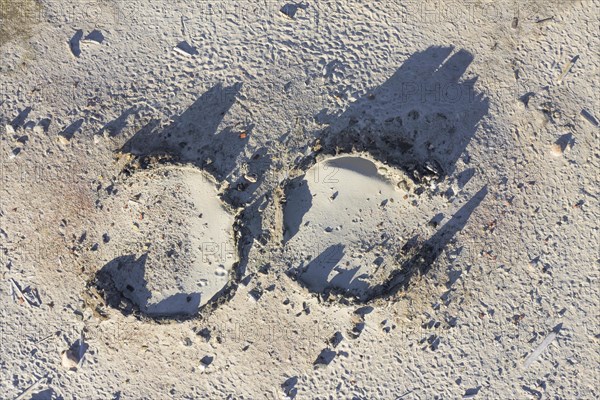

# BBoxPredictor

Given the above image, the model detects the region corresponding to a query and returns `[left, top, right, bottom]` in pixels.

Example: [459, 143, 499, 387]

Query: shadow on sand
[287, 46, 490, 300]
[316, 45, 489, 180]
[93, 254, 202, 318]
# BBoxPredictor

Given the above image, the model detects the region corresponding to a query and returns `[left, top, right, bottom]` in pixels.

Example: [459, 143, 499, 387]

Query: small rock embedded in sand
[463, 387, 481, 399]
[5, 125, 15, 135]
[94, 133, 108, 144]
[197, 279, 208, 287]
[348, 321, 365, 339]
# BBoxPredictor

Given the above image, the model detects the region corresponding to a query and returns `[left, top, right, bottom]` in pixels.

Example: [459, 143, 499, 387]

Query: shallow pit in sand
[98, 164, 237, 317]
[282, 155, 438, 301]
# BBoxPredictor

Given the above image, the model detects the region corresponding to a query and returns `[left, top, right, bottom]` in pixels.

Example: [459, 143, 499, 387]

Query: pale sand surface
[0, 0, 598, 398]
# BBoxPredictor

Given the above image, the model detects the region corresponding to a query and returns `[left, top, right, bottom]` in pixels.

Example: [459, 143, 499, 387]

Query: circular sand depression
[100, 164, 237, 317]
[282, 155, 436, 301]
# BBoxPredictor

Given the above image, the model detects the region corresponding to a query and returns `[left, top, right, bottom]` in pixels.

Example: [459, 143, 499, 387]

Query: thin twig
[8, 278, 32, 308]
[13, 374, 48, 400]
[524, 323, 562, 368]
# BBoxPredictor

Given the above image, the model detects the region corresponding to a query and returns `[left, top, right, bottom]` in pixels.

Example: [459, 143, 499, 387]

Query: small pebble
[61, 349, 79, 370]
[549, 143, 563, 157]
[244, 173, 258, 183]
[397, 180, 410, 191]
[57, 135, 70, 145]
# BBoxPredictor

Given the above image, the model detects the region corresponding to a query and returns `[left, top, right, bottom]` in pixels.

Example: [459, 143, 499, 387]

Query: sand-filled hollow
[96, 164, 237, 317]
[282, 155, 437, 301]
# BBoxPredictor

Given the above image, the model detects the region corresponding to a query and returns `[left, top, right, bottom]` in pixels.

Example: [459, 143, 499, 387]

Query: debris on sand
[194, 327, 211, 342]
[61, 349, 80, 370]
[62, 332, 88, 371]
[549, 143, 563, 157]
[550, 133, 574, 157]
[536, 16, 554, 24]
[348, 320, 365, 339]
[580, 109, 599, 127]
[13, 374, 49, 400]
[524, 323, 562, 368]
[174, 41, 199, 56]
[248, 287, 263, 302]
[244, 173, 258, 183]
[9, 278, 34, 307]
[556, 55, 579, 85]
[518, 92, 535, 108]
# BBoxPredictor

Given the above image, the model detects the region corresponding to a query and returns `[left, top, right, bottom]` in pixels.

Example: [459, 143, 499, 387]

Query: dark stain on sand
[0, 0, 43, 47]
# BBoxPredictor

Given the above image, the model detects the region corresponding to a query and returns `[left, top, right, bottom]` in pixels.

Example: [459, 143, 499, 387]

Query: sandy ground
[1, 0, 599, 399]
